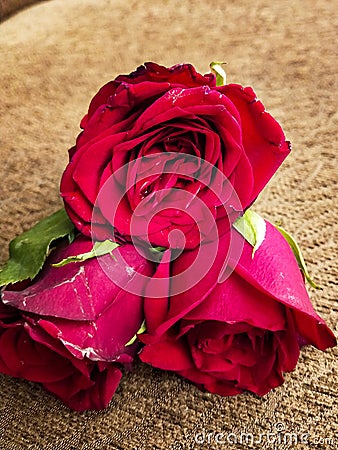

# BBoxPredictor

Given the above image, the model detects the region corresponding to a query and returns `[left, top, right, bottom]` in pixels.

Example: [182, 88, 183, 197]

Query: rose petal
[43, 364, 122, 411]
[2, 237, 152, 323]
[139, 334, 194, 371]
[115, 62, 215, 88]
[182, 270, 286, 331]
[220, 84, 291, 202]
[143, 250, 171, 334]
[234, 221, 336, 350]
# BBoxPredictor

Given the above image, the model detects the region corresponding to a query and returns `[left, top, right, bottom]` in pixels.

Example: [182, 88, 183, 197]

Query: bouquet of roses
[0, 62, 335, 411]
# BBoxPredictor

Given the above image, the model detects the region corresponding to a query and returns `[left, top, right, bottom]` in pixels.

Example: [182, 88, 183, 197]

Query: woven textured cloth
[0, 1, 337, 449]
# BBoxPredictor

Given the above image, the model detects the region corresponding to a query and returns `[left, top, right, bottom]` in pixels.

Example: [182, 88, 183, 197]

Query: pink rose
[139, 222, 336, 396]
[61, 62, 290, 249]
[0, 236, 153, 410]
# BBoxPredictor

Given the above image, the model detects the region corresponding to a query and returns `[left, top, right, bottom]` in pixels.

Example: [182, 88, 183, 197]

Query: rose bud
[61, 62, 290, 249]
[0, 236, 153, 411]
[139, 222, 336, 396]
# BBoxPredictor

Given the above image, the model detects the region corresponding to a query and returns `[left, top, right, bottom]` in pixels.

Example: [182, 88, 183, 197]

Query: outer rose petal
[140, 333, 194, 371]
[2, 236, 154, 362]
[233, 221, 336, 350]
[43, 364, 122, 411]
[87, 62, 215, 126]
[0, 327, 74, 382]
[179, 370, 243, 396]
[181, 271, 286, 332]
[220, 84, 291, 202]
[2, 237, 151, 320]
[115, 62, 216, 88]
[143, 250, 171, 334]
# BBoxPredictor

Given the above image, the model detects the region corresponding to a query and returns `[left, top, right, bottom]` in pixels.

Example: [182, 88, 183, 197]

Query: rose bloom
[139, 222, 336, 396]
[0, 236, 153, 411]
[61, 62, 291, 249]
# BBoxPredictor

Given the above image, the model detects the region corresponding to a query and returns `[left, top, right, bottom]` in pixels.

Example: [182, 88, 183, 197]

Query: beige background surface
[0, 1, 337, 449]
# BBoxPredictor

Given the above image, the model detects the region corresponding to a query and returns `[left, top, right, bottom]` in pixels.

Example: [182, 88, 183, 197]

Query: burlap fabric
[0, 1, 337, 449]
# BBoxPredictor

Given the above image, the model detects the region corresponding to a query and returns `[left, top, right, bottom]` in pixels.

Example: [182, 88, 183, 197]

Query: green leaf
[233, 209, 266, 257]
[149, 246, 166, 254]
[125, 320, 147, 346]
[67, 230, 76, 244]
[52, 240, 119, 267]
[210, 61, 227, 86]
[275, 224, 321, 289]
[0, 208, 75, 287]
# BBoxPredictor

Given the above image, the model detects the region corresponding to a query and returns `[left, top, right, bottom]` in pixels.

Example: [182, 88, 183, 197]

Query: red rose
[139, 222, 336, 396]
[61, 62, 290, 249]
[0, 236, 153, 410]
